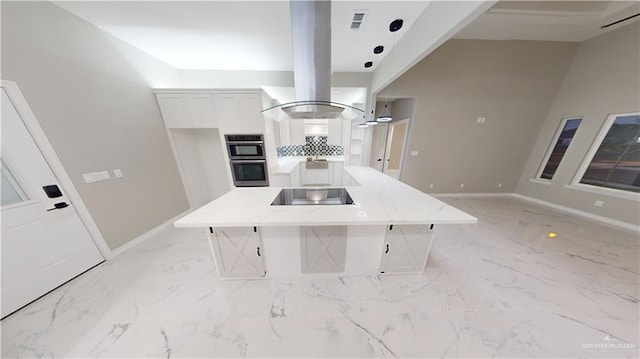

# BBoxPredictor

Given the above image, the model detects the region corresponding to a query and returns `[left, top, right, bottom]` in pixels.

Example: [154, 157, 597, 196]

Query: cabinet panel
[332, 162, 343, 186]
[156, 94, 190, 128]
[379, 224, 434, 274]
[210, 227, 266, 277]
[156, 93, 218, 128]
[290, 163, 301, 187]
[185, 94, 218, 128]
[238, 94, 264, 134]
[214, 94, 243, 134]
[327, 118, 343, 145]
[290, 119, 305, 144]
[300, 226, 347, 273]
[214, 93, 264, 135]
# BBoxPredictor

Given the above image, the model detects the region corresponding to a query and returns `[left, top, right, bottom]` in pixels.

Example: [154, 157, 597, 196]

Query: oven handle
[226, 141, 265, 145]
[230, 159, 268, 164]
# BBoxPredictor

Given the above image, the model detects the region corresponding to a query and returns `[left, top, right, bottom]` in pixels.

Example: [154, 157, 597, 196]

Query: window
[538, 118, 582, 180]
[577, 113, 640, 193]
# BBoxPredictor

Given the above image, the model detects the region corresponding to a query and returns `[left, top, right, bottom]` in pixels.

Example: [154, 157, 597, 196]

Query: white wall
[516, 22, 640, 226]
[178, 70, 371, 90]
[380, 39, 577, 194]
[1, 2, 190, 250]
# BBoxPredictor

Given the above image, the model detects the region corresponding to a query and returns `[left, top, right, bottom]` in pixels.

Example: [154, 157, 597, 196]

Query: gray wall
[1, 2, 190, 250]
[382, 39, 577, 194]
[390, 98, 416, 122]
[516, 22, 640, 226]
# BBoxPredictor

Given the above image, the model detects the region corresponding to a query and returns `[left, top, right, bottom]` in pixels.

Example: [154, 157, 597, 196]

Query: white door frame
[1, 80, 112, 259]
[383, 119, 410, 179]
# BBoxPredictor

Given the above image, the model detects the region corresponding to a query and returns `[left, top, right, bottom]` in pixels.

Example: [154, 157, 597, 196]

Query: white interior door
[383, 120, 409, 179]
[1, 88, 104, 318]
[368, 124, 388, 171]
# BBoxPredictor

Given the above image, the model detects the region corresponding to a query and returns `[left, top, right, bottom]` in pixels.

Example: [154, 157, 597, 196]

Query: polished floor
[2, 197, 638, 358]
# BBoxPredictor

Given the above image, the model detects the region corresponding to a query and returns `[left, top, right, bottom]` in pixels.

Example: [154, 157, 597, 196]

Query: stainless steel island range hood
[261, 0, 364, 120]
[282, 0, 345, 119]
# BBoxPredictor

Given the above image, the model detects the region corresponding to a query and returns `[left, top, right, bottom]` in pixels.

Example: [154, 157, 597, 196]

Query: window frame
[569, 112, 640, 200]
[535, 117, 583, 181]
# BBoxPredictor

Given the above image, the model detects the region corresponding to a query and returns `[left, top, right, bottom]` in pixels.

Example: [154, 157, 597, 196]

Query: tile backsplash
[277, 136, 344, 157]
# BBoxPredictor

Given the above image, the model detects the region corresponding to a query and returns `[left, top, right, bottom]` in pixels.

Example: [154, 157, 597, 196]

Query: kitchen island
[174, 166, 477, 278]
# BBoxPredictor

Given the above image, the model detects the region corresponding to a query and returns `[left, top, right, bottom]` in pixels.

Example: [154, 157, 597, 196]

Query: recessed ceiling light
[389, 19, 403, 32]
[364, 61, 373, 68]
[374, 45, 384, 54]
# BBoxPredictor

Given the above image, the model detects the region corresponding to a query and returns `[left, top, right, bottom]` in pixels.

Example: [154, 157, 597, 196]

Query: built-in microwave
[229, 160, 269, 187]
[225, 134, 266, 160]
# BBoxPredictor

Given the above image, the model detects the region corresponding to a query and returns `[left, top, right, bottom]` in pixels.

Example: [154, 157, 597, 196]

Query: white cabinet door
[290, 163, 301, 187]
[156, 93, 217, 128]
[214, 93, 264, 135]
[331, 162, 343, 186]
[156, 94, 190, 128]
[300, 226, 347, 273]
[185, 94, 218, 128]
[289, 119, 305, 144]
[379, 224, 434, 274]
[210, 227, 266, 278]
[302, 163, 331, 186]
[327, 118, 343, 145]
[238, 94, 264, 134]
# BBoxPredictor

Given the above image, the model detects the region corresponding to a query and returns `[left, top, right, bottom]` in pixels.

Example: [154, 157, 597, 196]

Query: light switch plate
[83, 171, 111, 183]
[411, 151, 418, 156]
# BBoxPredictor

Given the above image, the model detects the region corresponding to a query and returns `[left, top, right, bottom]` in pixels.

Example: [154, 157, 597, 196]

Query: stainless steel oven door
[226, 142, 265, 160]
[230, 160, 269, 187]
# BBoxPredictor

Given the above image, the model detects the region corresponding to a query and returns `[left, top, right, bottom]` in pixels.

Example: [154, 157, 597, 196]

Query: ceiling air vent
[350, 11, 367, 30]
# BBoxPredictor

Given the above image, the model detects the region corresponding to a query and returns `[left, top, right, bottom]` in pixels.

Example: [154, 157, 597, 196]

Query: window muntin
[578, 113, 640, 193]
[538, 118, 582, 180]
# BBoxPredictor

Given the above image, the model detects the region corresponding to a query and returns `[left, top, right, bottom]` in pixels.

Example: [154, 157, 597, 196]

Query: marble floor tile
[1, 197, 638, 358]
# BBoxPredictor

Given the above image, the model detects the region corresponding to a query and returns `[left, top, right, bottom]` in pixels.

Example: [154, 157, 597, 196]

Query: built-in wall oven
[225, 134, 269, 187]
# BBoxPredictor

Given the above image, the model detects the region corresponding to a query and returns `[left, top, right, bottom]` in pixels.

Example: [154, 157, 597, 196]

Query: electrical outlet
[477, 117, 485, 123]
[429, 184, 434, 189]
[497, 183, 502, 188]
[460, 183, 465, 188]
[411, 151, 418, 156]
[113, 169, 123, 178]
[594, 200, 604, 207]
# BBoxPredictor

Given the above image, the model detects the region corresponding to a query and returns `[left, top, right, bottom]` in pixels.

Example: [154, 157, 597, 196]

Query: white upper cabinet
[156, 93, 218, 128]
[327, 118, 343, 145]
[289, 119, 305, 144]
[214, 93, 264, 135]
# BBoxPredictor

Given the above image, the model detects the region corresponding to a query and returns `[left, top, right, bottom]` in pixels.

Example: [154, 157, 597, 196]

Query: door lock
[46, 202, 69, 211]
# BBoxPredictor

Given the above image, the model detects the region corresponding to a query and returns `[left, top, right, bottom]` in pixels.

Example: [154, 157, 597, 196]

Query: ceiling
[454, 0, 640, 42]
[54, 1, 430, 72]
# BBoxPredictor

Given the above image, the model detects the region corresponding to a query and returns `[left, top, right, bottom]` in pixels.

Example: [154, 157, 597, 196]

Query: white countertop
[174, 166, 477, 228]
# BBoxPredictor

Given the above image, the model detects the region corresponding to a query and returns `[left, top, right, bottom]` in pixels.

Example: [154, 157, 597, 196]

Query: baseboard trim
[511, 193, 639, 234]
[110, 209, 192, 258]
[433, 192, 513, 198]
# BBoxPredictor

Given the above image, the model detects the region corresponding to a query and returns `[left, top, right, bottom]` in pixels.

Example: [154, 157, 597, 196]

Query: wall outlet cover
[83, 170, 111, 183]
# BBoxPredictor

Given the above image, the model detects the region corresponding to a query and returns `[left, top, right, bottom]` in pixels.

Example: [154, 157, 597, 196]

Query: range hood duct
[287, 0, 345, 119]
